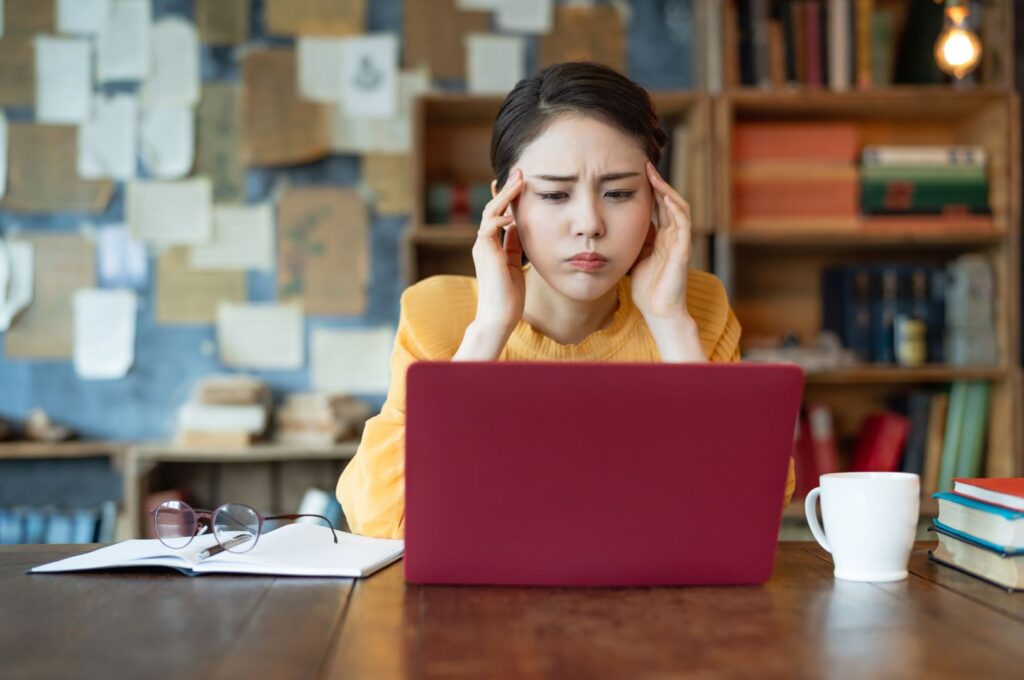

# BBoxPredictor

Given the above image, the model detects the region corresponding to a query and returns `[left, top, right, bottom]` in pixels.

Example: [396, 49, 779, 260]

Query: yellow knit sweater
[337, 267, 796, 538]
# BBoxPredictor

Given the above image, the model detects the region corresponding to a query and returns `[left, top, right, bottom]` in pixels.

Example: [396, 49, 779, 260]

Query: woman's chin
[547, 268, 622, 301]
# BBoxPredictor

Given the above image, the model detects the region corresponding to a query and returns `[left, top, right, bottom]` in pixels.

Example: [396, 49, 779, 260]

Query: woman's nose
[572, 195, 605, 239]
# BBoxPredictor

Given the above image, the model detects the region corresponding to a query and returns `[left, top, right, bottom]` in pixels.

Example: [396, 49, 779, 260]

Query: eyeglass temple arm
[266, 514, 339, 543]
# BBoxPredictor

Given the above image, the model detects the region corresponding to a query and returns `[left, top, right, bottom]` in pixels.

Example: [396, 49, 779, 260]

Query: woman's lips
[567, 253, 608, 271]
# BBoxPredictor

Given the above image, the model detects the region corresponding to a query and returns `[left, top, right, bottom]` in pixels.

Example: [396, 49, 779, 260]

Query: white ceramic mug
[804, 472, 920, 582]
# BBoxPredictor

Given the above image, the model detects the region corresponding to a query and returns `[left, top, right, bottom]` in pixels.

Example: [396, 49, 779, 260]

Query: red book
[804, 0, 822, 88]
[849, 412, 910, 472]
[807, 403, 839, 476]
[952, 478, 1024, 512]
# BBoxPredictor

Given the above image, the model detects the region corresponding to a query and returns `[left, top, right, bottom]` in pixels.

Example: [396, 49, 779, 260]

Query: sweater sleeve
[336, 277, 474, 539]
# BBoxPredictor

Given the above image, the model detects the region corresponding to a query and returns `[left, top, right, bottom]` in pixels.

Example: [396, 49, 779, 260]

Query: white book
[861, 145, 988, 167]
[178, 400, 267, 434]
[30, 523, 403, 578]
[828, 0, 850, 92]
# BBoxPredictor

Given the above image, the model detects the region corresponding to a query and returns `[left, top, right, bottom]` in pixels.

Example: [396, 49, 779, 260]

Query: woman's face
[501, 114, 655, 302]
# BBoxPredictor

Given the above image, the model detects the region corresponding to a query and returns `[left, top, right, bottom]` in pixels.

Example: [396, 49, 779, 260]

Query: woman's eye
[538, 192, 568, 201]
[605, 191, 635, 201]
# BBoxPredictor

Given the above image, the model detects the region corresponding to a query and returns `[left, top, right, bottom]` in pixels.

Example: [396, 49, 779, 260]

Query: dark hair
[490, 62, 668, 190]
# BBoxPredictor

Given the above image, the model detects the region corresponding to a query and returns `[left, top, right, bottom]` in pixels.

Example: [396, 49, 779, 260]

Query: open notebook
[29, 523, 404, 578]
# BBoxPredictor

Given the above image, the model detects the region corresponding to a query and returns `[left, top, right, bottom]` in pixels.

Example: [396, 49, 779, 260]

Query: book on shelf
[30, 523, 404, 579]
[933, 490, 1024, 550]
[849, 411, 909, 472]
[945, 254, 998, 367]
[176, 375, 271, 448]
[936, 382, 991, 493]
[722, 0, 970, 90]
[952, 477, 1024, 513]
[921, 391, 949, 495]
[929, 525, 1024, 592]
[898, 390, 932, 477]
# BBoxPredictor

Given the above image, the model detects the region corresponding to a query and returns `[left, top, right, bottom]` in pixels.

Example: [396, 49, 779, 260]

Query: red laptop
[404, 362, 804, 587]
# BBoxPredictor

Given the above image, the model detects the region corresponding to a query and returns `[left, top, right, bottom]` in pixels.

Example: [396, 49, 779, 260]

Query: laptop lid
[405, 362, 804, 586]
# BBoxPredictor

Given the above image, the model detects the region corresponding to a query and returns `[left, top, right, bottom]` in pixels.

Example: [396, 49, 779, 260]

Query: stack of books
[274, 393, 372, 447]
[930, 477, 1024, 591]
[176, 375, 271, 449]
[860, 145, 990, 217]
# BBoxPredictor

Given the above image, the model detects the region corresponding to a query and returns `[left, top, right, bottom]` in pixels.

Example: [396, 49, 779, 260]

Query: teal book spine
[937, 382, 968, 492]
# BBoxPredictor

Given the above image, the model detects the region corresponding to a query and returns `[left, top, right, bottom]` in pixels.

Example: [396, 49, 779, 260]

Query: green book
[953, 382, 991, 479]
[861, 165, 987, 182]
[937, 382, 969, 492]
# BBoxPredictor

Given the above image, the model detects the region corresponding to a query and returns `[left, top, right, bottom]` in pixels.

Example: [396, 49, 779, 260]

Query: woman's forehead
[517, 114, 648, 172]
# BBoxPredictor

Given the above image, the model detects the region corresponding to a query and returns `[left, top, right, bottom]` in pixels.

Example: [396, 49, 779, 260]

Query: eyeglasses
[149, 500, 338, 554]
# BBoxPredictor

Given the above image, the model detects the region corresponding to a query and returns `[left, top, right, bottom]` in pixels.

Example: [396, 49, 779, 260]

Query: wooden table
[2, 543, 1022, 679]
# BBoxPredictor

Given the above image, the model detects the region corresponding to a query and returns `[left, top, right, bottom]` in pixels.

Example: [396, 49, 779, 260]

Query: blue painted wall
[0, 0, 694, 441]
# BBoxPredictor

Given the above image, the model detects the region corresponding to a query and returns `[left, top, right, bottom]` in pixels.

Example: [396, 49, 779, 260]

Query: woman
[338, 62, 796, 539]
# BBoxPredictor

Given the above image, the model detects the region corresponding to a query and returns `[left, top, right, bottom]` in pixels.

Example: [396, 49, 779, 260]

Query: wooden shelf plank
[803, 366, 1008, 385]
[0, 441, 128, 460]
[731, 229, 1006, 248]
[131, 441, 360, 464]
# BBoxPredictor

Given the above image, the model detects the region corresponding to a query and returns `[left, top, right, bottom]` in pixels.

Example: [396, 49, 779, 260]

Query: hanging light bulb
[933, 0, 982, 79]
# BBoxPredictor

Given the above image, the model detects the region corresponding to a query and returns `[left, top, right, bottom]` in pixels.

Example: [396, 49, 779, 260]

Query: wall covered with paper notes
[0, 0, 695, 440]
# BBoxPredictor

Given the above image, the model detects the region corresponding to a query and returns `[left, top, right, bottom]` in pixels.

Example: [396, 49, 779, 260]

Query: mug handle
[804, 487, 832, 554]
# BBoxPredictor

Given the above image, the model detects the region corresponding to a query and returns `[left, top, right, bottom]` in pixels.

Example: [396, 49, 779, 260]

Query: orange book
[733, 177, 859, 218]
[855, 0, 874, 90]
[732, 122, 860, 163]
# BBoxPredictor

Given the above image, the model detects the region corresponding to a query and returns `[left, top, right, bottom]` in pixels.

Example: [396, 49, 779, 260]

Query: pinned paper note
[0, 238, 33, 332]
[127, 177, 211, 245]
[217, 302, 304, 370]
[404, 0, 488, 80]
[191, 204, 274, 271]
[97, 0, 151, 82]
[297, 36, 345, 103]
[139, 107, 195, 179]
[73, 288, 137, 379]
[341, 34, 398, 119]
[78, 94, 137, 181]
[265, 0, 366, 36]
[1, 124, 114, 213]
[196, 83, 244, 202]
[34, 36, 91, 124]
[311, 327, 395, 395]
[332, 69, 430, 154]
[362, 154, 411, 215]
[57, 0, 110, 35]
[277, 187, 368, 316]
[96, 225, 147, 289]
[457, 0, 502, 8]
[141, 17, 200, 108]
[242, 48, 331, 166]
[496, 0, 553, 34]
[195, 0, 249, 45]
[466, 34, 524, 94]
[155, 247, 245, 325]
[5, 233, 95, 359]
[539, 5, 626, 71]
[0, 37, 34, 107]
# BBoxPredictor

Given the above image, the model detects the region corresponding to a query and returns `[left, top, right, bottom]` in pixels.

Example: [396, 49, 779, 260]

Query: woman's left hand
[630, 161, 693, 323]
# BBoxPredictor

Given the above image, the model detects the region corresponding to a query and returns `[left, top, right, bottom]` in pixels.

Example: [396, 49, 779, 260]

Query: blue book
[931, 521, 1024, 557]
[72, 508, 100, 544]
[0, 508, 24, 544]
[44, 512, 75, 544]
[871, 265, 901, 363]
[933, 491, 1024, 551]
[23, 509, 48, 544]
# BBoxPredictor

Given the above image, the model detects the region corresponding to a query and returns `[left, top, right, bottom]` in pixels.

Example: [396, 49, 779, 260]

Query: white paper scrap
[96, 225, 147, 289]
[341, 34, 398, 120]
[298, 36, 346, 103]
[78, 94, 138, 180]
[496, 0, 553, 33]
[217, 302, 305, 370]
[0, 110, 6, 199]
[0, 239, 33, 332]
[141, 17, 200, 108]
[312, 327, 395, 395]
[467, 34, 524, 94]
[139, 107, 195, 179]
[58, 0, 111, 35]
[73, 288, 137, 380]
[97, 0, 152, 82]
[35, 36, 92, 124]
[127, 177, 212, 245]
[191, 203, 274, 271]
[331, 69, 430, 154]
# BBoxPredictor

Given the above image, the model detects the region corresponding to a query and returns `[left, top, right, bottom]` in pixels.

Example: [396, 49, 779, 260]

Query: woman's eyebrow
[530, 172, 641, 182]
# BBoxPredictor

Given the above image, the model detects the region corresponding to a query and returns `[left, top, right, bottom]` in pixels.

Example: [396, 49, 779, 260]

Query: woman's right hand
[454, 168, 527, 361]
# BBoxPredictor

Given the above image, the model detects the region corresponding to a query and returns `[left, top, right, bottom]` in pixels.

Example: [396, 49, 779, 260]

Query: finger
[478, 212, 515, 239]
[484, 169, 525, 220]
[503, 223, 523, 265]
[647, 162, 691, 220]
